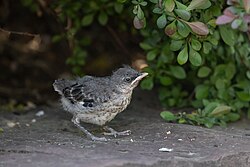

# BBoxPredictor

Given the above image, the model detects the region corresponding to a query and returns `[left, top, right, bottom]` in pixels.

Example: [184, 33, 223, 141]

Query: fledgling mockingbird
[53, 66, 148, 141]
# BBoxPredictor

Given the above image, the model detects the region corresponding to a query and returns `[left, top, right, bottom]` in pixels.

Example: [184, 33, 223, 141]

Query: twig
[235, 45, 250, 71]
[187, 89, 195, 102]
[35, 0, 72, 54]
[106, 25, 131, 59]
[65, 17, 72, 31]
[0, 28, 39, 37]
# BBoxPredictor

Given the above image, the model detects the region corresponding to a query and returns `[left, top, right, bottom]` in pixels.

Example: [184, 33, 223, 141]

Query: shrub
[22, 0, 250, 127]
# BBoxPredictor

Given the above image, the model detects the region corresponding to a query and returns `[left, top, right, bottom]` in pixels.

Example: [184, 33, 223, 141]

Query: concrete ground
[1, 89, 250, 167]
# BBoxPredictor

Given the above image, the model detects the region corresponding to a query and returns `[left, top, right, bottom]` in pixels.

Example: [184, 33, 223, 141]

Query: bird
[53, 65, 148, 141]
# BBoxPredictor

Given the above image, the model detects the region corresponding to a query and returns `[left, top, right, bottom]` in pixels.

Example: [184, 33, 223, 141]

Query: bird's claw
[103, 130, 131, 138]
[90, 136, 108, 142]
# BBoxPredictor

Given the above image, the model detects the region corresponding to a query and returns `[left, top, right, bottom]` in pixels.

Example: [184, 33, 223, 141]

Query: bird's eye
[125, 77, 131, 82]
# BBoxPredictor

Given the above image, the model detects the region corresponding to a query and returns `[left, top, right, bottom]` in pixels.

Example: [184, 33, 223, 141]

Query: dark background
[0, 0, 144, 107]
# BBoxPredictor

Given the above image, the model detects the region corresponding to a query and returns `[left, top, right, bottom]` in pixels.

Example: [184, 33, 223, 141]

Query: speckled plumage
[53, 66, 148, 141]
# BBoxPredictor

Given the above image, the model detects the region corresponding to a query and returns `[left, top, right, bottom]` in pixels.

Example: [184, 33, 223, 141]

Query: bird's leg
[71, 117, 108, 142]
[103, 126, 131, 138]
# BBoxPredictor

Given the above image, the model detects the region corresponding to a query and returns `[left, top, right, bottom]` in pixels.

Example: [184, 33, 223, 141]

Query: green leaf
[140, 42, 153, 50]
[202, 99, 210, 106]
[178, 118, 187, 124]
[189, 46, 202, 66]
[98, 11, 108, 25]
[165, 0, 175, 12]
[191, 38, 201, 51]
[218, 120, 227, 127]
[203, 102, 220, 115]
[225, 63, 235, 80]
[140, 77, 154, 90]
[174, 9, 191, 21]
[165, 21, 177, 37]
[208, 19, 217, 28]
[203, 42, 212, 54]
[149, 0, 158, 3]
[215, 78, 225, 90]
[177, 21, 190, 37]
[175, 1, 187, 10]
[142, 67, 154, 76]
[248, 109, 250, 119]
[146, 49, 158, 61]
[167, 16, 175, 21]
[231, 19, 242, 29]
[168, 98, 176, 107]
[140, 1, 147, 6]
[160, 111, 177, 121]
[160, 76, 173, 86]
[177, 44, 188, 65]
[219, 25, 235, 46]
[198, 0, 211, 10]
[209, 105, 231, 116]
[186, 0, 211, 11]
[157, 14, 167, 29]
[52, 35, 63, 43]
[137, 6, 144, 19]
[72, 66, 82, 75]
[132, 0, 138, 5]
[133, 5, 138, 14]
[158, 87, 169, 100]
[207, 36, 218, 46]
[153, 7, 163, 14]
[217, 89, 229, 100]
[226, 113, 240, 122]
[246, 71, 250, 80]
[81, 14, 94, 26]
[197, 66, 211, 78]
[170, 40, 184, 51]
[118, 0, 127, 3]
[204, 120, 214, 128]
[114, 3, 123, 13]
[169, 32, 184, 40]
[195, 84, 209, 99]
[170, 65, 186, 79]
[236, 92, 250, 102]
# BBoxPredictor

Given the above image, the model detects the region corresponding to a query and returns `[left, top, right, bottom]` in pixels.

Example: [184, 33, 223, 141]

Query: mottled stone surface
[1, 89, 250, 167]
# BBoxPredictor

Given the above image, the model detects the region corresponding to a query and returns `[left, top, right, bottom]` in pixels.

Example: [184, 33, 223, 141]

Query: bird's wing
[62, 78, 112, 108]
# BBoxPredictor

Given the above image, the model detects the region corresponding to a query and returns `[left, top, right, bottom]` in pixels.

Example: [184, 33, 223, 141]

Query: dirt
[1, 89, 250, 167]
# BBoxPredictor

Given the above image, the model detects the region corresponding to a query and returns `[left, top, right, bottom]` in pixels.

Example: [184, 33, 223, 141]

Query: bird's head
[111, 66, 148, 92]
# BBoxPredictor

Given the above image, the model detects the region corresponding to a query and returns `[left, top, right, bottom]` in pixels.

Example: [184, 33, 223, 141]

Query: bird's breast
[112, 92, 132, 112]
[76, 93, 132, 126]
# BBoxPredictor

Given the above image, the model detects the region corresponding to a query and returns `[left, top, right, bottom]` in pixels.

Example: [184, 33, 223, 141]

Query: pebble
[166, 131, 171, 135]
[159, 148, 173, 152]
[7, 122, 16, 128]
[31, 119, 36, 123]
[36, 110, 45, 117]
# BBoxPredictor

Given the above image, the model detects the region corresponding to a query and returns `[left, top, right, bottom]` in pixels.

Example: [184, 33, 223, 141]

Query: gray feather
[53, 66, 142, 116]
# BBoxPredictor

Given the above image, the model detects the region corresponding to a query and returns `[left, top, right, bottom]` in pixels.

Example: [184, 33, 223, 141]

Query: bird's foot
[103, 126, 131, 138]
[89, 135, 108, 142]
[72, 117, 108, 142]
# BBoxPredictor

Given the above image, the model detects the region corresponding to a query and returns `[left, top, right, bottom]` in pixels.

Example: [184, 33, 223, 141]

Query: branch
[106, 25, 131, 58]
[0, 28, 39, 37]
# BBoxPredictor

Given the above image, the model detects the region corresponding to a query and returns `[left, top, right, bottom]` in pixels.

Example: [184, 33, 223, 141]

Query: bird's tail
[53, 79, 73, 96]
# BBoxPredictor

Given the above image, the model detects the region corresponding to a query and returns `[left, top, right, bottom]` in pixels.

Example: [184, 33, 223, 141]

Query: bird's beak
[131, 72, 148, 86]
